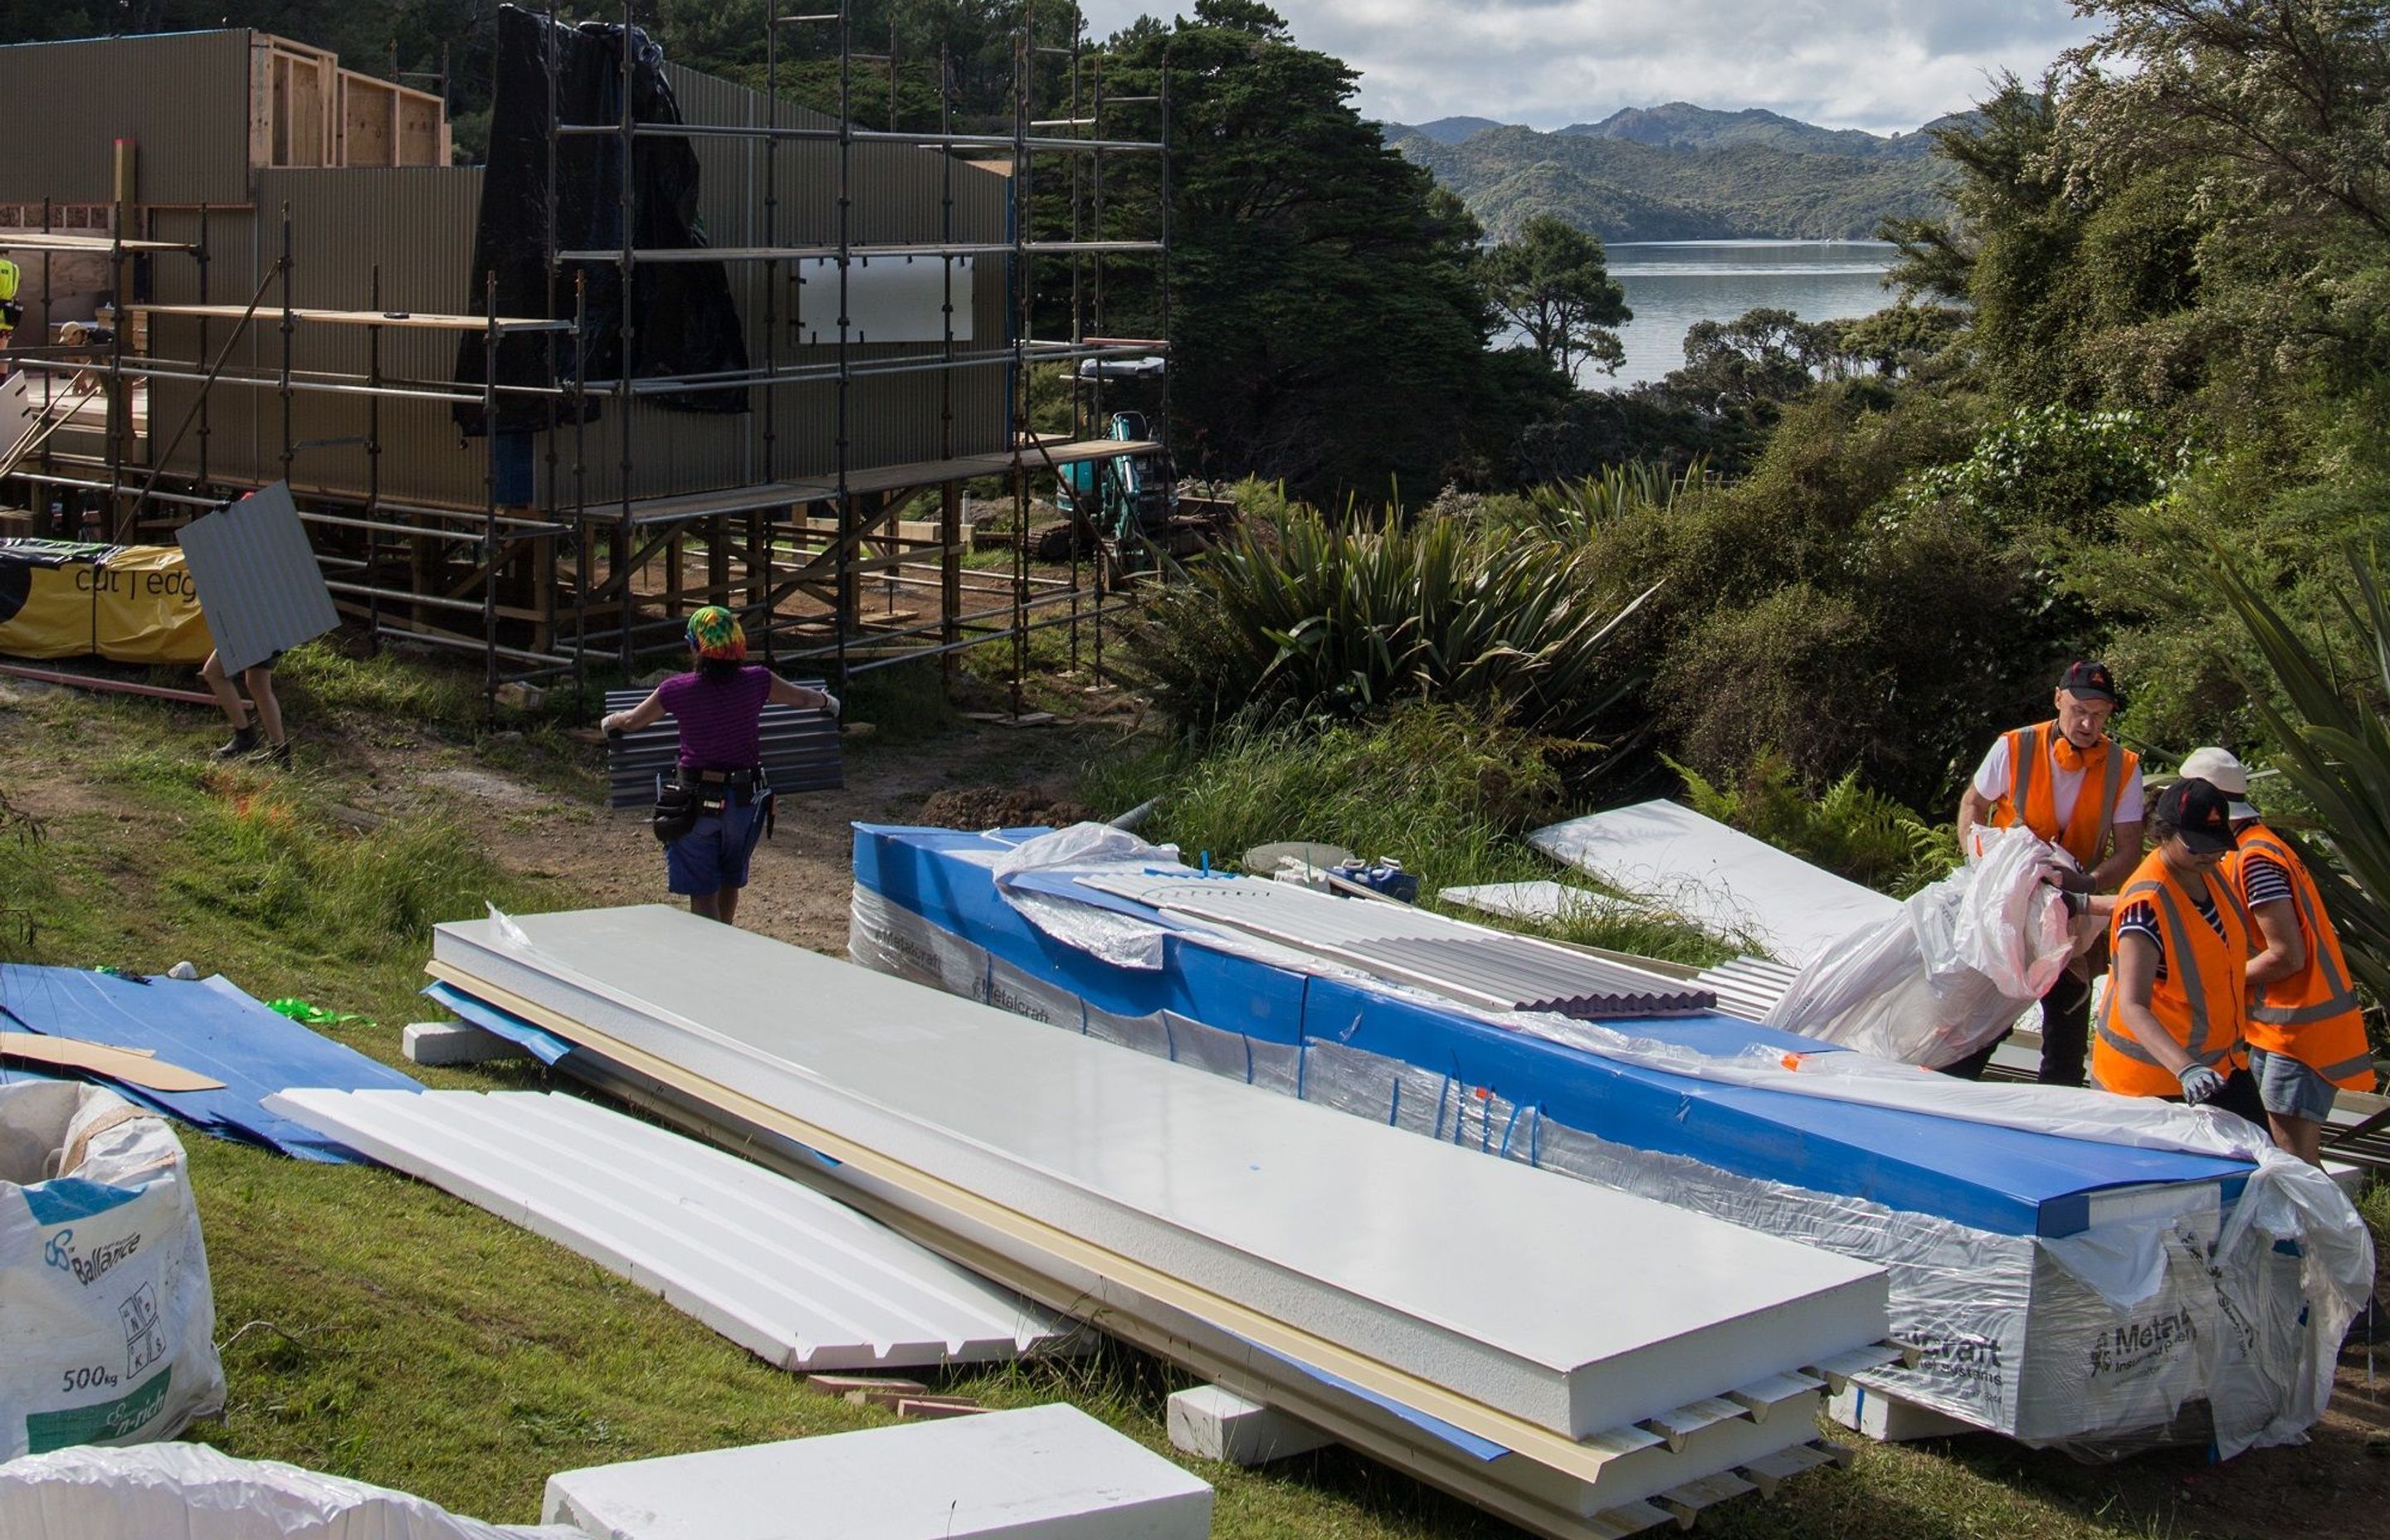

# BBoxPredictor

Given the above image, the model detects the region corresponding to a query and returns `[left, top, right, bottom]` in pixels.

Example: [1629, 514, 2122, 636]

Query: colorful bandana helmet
[685, 606, 747, 661]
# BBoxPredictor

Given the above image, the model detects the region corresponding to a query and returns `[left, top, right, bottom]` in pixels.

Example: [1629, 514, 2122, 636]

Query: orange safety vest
[1989, 720, 2139, 870]
[2092, 850, 2251, 1098]
[2231, 822, 2374, 1091]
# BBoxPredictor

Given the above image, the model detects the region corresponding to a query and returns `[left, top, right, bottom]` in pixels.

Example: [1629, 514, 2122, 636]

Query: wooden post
[529, 533, 557, 655]
[107, 139, 135, 539]
[665, 528, 686, 618]
[940, 479, 962, 687]
[706, 514, 731, 605]
[746, 509, 768, 616]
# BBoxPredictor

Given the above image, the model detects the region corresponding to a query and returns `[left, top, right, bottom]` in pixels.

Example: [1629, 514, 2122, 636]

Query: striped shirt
[2241, 851, 2293, 910]
[2117, 886, 2227, 982]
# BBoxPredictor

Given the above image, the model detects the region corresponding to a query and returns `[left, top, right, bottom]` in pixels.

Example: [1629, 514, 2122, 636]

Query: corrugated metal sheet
[267, 1088, 1070, 1370]
[1695, 957, 1802, 1024]
[149, 170, 491, 506]
[1081, 873, 1719, 1021]
[172, 481, 341, 672]
[604, 685, 843, 807]
[0, 30, 253, 205]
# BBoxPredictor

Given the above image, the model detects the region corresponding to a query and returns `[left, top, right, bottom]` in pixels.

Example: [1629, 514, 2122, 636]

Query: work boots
[212, 724, 260, 759]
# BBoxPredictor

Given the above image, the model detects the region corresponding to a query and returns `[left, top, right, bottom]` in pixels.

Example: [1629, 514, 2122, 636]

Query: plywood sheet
[0, 1032, 224, 1092]
[266, 1089, 1070, 1372]
[543, 1405, 1212, 1540]
[430, 905, 1889, 1444]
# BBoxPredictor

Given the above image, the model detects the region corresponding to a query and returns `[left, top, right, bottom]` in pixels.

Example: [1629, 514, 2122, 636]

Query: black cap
[2059, 659, 2119, 703]
[2158, 777, 2237, 855]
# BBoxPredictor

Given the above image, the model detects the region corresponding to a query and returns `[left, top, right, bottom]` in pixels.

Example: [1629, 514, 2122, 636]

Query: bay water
[1588, 239, 1899, 388]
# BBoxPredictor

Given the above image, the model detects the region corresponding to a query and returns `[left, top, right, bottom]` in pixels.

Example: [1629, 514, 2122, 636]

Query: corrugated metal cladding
[147, 169, 493, 510]
[133, 56, 1015, 512]
[0, 30, 252, 206]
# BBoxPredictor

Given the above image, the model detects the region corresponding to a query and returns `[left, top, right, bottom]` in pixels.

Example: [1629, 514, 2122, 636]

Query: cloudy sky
[1074, 1, 2096, 135]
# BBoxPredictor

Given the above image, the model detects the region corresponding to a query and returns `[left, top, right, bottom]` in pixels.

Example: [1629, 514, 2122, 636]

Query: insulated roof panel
[430, 905, 1889, 1443]
[1529, 801, 1901, 967]
[543, 1405, 1211, 1540]
[266, 1088, 1068, 1371]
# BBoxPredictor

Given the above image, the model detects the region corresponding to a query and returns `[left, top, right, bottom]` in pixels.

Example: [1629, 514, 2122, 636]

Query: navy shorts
[2249, 1045, 2339, 1123]
[664, 794, 769, 896]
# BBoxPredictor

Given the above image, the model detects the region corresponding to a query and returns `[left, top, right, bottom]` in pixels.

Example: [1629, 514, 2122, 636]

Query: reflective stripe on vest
[2237, 825, 2372, 1089]
[2093, 858, 2249, 1095]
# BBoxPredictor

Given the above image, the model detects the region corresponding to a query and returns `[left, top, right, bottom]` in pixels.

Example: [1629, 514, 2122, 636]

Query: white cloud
[1076, 0, 2095, 134]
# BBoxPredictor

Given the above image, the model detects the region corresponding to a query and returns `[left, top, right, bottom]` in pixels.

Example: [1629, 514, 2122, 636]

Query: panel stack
[427, 905, 1896, 1539]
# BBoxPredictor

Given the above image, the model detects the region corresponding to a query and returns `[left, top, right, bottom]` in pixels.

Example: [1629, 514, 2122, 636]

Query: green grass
[2, 670, 2378, 1539]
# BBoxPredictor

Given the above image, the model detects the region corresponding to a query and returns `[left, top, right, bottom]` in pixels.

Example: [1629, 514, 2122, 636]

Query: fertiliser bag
[0, 1079, 223, 1458]
[1766, 826, 2075, 1068]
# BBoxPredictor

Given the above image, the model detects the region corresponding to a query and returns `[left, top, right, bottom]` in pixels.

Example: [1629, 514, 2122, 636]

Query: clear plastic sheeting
[1499, 1012, 2374, 1458]
[0, 1442, 580, 1539]
[0, 1081, 224, 1460]
[989, 824, 1181, 971]
[1766, 827, 2074, 1070]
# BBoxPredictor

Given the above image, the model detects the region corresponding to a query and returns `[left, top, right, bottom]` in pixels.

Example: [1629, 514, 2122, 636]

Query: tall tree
[2061, 1, 2390, 245]
[1480, 215, 1630, 381]
[1100, 0, 1498, 501]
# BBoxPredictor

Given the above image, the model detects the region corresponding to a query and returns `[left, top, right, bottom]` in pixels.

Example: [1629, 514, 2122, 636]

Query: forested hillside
[1392, 120, 1956, 241]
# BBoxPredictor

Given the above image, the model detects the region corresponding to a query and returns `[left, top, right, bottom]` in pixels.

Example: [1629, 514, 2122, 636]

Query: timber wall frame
[0, 15, 1169, 709]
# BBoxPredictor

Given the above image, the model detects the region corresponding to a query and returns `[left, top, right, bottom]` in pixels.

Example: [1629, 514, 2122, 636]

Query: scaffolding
[0, 10, 1170, 711]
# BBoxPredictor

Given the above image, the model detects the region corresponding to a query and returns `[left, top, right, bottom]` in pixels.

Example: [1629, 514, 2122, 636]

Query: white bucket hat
[2178, 746, 2257, 821]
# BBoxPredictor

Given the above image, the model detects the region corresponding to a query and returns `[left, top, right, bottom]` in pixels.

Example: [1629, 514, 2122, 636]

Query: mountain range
[1383, 102, 1971, 242]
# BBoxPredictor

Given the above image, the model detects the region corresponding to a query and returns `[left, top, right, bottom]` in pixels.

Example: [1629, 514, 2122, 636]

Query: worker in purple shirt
[601, 607, 837, 928]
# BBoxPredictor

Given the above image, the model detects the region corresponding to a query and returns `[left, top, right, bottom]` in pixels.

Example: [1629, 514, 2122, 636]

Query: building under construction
[0, 16, 1170, 699]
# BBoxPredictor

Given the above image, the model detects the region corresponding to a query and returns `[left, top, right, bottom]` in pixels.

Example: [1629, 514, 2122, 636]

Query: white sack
[0, 1441, 579, 1539]
[1765, 827, 2074, 1068]
[0, 1080, 224, 1460]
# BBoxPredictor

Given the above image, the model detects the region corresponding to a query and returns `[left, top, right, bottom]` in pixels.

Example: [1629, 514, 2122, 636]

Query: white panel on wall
[794, 255, 977, 345]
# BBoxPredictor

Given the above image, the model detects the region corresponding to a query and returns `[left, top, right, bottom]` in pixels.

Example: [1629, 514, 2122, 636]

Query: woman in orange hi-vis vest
[2179, 748, 2375, 1164]
[2090, 777, 2268, 1126]
[1951, 660, 2147, 1085]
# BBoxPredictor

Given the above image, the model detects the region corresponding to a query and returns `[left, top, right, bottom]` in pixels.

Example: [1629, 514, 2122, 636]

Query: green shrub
[1120, 504, 1653, 742]
[2209, 543, 2390, 1012]
[1893, 402, 2173, 539]
[1672, 751, 1957, 897]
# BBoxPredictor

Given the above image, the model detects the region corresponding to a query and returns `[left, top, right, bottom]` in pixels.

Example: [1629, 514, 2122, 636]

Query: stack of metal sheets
[1080, 872, 1717, 1019]
[428, 906, 1895, 1540]
[603, 686, 841, 808]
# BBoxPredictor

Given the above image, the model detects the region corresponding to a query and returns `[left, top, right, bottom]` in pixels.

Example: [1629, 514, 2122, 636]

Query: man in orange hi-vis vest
[1951, 660, 2146, 1084]
[2090, 777, 2267, 1125]
[2180, 748, 2376, 1164]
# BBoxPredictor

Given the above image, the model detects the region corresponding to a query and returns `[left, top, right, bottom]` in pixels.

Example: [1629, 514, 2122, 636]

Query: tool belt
[651, 766, 772, 843]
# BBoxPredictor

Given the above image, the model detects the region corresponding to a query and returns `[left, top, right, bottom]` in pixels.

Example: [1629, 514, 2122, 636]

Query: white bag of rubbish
[1765, 826, 2075, 1068]
[0, 1079, 225, 1459]
[0, 1442, 583, 1539]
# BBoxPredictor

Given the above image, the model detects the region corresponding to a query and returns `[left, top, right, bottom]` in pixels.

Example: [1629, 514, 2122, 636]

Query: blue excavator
[1054, 410, 1178, 568]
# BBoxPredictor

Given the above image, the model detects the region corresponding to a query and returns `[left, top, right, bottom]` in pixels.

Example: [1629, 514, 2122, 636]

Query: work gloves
[820, 690, 842, 719]
[2177, 1064, 2227, 1106]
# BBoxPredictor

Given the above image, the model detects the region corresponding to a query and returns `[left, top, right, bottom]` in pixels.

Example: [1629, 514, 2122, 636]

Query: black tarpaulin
[456, 6, 749, 431]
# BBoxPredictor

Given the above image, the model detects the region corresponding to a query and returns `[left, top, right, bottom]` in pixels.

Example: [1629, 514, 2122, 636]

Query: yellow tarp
[0, 540, 213, 665]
